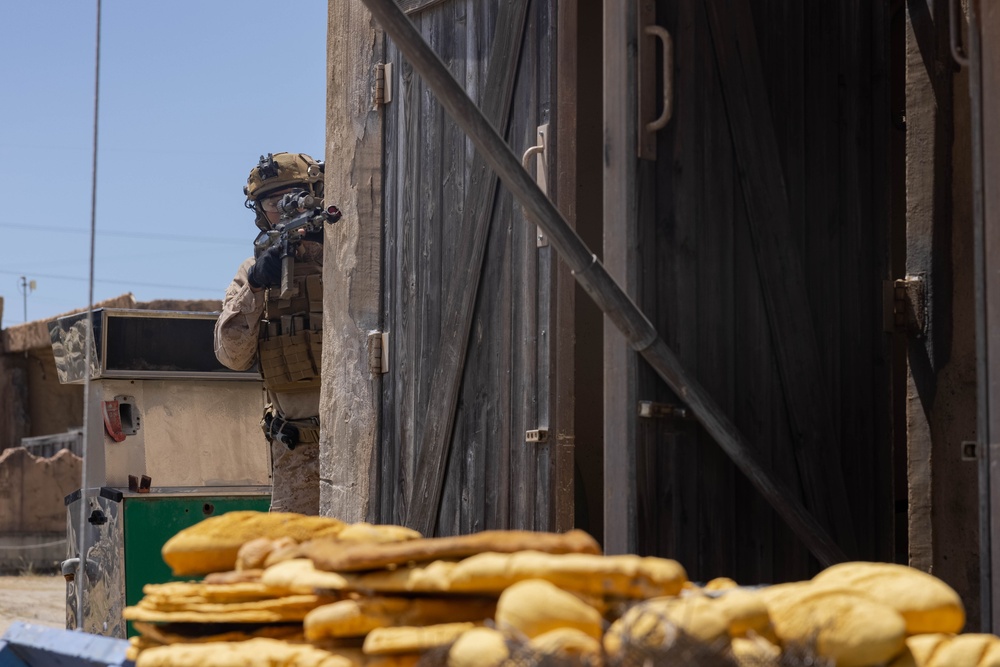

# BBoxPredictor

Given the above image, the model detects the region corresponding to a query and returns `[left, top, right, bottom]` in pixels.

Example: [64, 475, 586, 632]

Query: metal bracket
[522, 124, 549, 247]
[526, 428, 549, 443]
[638, 400, 690, 420]
[375, 62, 393, 106]
[128, 474, 152, 493]
[883, 276, 926, 334]
[962, 441, 980, 462]
[367, 330, 389, 375]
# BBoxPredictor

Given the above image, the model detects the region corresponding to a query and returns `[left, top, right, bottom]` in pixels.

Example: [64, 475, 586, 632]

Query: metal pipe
[78, 0, 103, 631]
[357, 0, 846, 565]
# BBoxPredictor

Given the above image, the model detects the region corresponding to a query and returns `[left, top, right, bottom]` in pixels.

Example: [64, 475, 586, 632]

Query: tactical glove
[247, 244, 283, 289]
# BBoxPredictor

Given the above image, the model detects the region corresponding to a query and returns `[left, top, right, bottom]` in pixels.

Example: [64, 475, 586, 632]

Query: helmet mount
[256, 153, 281, 181]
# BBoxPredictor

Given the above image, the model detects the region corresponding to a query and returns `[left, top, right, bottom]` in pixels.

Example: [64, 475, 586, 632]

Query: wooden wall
[378, 0, 563, 534]
[631, 0, 894, 583]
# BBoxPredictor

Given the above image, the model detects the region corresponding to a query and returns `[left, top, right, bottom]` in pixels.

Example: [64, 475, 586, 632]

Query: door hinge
[883, 276, 925, 335]
[375, 62, 393, 106]
[367, 331, 389, 375]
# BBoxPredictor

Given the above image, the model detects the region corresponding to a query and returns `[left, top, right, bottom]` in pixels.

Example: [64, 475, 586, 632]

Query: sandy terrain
[0, 575, 66, 637]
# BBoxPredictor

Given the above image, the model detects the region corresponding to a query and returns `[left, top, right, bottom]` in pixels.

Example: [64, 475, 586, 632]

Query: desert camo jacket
[214, 257, 319, 421]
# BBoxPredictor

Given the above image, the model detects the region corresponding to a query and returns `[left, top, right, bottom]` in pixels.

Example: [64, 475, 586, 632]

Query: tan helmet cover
[244, 152, 323, 201]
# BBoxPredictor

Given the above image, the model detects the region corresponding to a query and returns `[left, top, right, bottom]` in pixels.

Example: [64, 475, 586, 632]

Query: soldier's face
[259, 189, 296, 227]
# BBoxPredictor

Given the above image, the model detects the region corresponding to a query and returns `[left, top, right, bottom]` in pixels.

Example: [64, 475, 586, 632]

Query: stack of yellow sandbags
[606, 560, 970, 667]
[124, 511, 423, 663]
[125, 511, 988, 667]
[126, 510, 689, 665]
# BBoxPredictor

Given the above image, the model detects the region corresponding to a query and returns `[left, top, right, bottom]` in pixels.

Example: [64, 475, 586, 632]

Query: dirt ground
[0, 575, 66, 637]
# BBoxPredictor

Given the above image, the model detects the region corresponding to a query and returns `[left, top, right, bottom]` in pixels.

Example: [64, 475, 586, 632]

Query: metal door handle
[522, 124, 549, 246]
[644, 25, 674, 131]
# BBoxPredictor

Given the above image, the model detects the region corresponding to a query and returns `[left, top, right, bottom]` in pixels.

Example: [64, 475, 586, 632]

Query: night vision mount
[256, 153, 280, 180]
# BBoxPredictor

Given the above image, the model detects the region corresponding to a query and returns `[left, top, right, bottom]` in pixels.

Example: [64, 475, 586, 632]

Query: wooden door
[605, 0, 895, 582]
[377, 0, 571, 536]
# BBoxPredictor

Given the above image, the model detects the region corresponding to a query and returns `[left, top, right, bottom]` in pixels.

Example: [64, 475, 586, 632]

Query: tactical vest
[258, 260, 323, 394]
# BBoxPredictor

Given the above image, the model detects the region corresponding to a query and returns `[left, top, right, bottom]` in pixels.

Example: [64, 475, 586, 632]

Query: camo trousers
[269, 439, 320, 515]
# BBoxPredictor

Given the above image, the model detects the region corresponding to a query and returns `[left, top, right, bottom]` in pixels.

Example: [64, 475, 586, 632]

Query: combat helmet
[244, 152, 324, 231]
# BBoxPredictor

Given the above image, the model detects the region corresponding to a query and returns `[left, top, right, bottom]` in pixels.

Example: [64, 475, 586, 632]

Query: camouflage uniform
[214, 244, 323, 515]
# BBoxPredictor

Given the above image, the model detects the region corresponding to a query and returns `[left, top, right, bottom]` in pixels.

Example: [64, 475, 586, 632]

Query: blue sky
[0, 1, 327, 326]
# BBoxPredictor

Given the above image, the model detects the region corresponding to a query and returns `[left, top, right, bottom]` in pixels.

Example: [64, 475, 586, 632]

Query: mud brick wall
[0, 447, 81, 533]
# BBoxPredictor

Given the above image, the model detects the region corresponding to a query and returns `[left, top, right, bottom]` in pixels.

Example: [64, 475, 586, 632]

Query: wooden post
[972, 0, 1000, 634]
[552, 0, 579, 533]
[320, 0, 385, 523]
[602, 0, 640, 555]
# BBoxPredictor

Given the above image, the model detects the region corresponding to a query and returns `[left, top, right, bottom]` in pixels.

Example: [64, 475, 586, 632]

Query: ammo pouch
[259, 268, 322, 394]
[261, 410, 320, 450]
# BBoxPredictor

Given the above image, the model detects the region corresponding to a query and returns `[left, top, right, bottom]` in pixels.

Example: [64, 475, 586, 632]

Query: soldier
[215, 152, 325, 515]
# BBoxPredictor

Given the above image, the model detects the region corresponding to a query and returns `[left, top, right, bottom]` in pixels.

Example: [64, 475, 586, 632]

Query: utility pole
[19, 276, 35, 323]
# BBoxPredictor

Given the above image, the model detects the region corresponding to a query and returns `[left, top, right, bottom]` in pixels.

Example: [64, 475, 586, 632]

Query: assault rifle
[253, 190, 342, 300]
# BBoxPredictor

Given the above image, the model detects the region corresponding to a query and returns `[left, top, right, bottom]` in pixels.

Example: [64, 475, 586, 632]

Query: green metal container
[123, 495, 270, 627]
[66, 489, 270, 638]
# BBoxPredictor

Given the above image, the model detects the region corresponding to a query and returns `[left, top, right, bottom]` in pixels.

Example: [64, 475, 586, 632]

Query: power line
[0, 268, 222, 293]
[0, 222, 245, 246]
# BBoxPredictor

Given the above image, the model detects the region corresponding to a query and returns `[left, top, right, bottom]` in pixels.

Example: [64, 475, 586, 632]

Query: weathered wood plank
[390, 36, 422, 524]
[551, 0, 578, 534]
[398, 0, 448, 16]
[703, 0, 859, 557]
[405, 0, 532, 536]
[696, 0, 737, 578]
[518, 4, 544, 531]
[512, 168, 539, 531]
[836, 0, 873, 560]
[434, 0, 467, 537]
[533, 0, 556, 533]
[802, 0, 842, 461]
[379, 32, 403, 524]
[654, 0, 699, 568]
[602, 0, 640, 557]
[866, 0, 894, 569]
[903, 0, 946, 575]
[321, 0, 385, 523]
[417, 3, 446, 439]
[535, 243, 555, 531]
[494, 210, 514, 529]
[975, 0, 1000, 632]
[457, 0, 508, 532]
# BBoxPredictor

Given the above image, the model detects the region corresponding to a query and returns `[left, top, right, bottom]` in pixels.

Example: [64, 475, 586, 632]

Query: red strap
[102, 400, 126, 443]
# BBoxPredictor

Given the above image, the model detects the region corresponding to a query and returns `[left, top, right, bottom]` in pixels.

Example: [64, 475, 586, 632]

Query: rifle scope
[277, 190, 318, 215]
